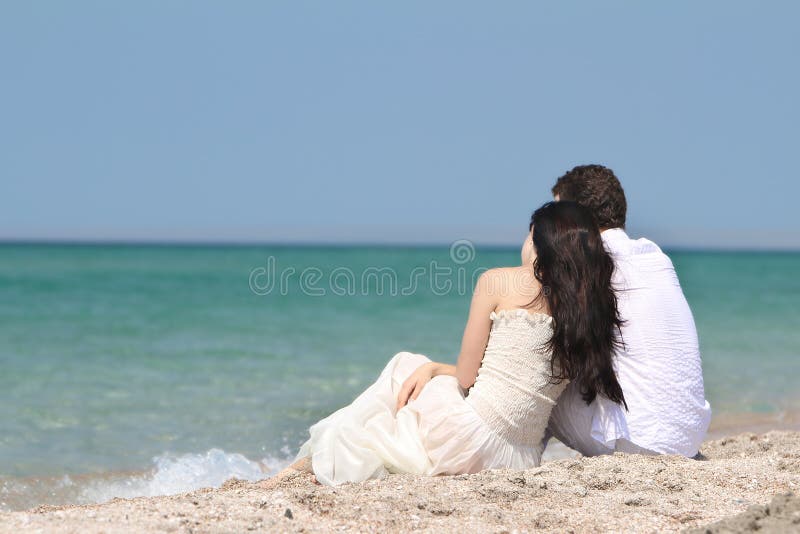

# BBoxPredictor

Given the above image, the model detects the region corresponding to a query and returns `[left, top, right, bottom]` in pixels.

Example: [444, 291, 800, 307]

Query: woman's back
[465, 308, 567, 452]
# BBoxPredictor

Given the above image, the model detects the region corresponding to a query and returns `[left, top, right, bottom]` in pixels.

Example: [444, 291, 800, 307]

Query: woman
[266, 201, 626, 487]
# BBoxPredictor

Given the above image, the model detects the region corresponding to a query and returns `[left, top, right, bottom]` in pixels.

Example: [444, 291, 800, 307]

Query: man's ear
[553, 194, 560, 201]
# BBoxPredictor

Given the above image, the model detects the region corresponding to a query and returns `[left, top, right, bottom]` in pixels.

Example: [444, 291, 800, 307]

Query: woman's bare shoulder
[482, 265, 537, 281]
[477, 266, 541, 305]
[475, 266, 527, 288]
[480, 265, 531, 277]
[481, 265, 540, 296]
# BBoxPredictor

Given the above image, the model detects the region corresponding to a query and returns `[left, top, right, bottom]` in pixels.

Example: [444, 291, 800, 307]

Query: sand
[688, 492, 800, 533]
[1, 431, 798, 533]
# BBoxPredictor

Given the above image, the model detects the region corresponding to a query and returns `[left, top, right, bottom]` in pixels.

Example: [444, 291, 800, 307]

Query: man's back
[603, 228, 711, 454]
[549, 228, 712, 457]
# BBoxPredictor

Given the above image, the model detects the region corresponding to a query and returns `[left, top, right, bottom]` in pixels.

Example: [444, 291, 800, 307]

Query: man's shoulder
[630, 236, 666, 256]
[602, 229, 665, 257]
[604, 231, 680, 285]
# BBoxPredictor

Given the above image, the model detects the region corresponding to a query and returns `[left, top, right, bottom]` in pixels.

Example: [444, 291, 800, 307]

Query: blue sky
[1, 1, 798, 248]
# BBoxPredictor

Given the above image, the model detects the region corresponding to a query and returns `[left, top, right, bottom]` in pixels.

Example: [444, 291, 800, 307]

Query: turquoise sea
[1, 243, 799, 511]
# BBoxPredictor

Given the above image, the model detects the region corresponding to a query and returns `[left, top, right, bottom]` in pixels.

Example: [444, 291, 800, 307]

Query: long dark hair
[529, 201, 627, 409]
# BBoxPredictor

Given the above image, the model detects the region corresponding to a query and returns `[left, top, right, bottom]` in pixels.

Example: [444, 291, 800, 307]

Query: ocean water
[1, 243, 798, 511]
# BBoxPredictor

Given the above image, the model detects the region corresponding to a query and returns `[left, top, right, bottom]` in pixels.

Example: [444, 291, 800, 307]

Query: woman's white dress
[293, 309, 568, 485]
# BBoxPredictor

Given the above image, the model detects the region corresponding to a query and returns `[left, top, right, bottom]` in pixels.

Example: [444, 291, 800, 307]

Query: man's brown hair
[551, 164, 627, 229]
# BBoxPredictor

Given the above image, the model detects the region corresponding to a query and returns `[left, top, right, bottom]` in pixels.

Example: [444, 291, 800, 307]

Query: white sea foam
[79, 448, 292, 505]
[1, 448, 294, 512]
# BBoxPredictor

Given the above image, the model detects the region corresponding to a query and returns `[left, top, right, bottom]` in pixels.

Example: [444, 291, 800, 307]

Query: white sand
[1, 430, 798, 533]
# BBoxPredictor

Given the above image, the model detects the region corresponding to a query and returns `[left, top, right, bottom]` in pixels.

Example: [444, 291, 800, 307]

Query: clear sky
[2, 1, 798, 248]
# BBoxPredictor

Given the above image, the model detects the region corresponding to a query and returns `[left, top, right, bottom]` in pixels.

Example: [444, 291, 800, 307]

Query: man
[547, 164, 711, 457]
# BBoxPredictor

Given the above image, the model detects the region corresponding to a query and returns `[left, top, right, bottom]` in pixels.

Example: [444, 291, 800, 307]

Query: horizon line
[1, 238, 799, 254]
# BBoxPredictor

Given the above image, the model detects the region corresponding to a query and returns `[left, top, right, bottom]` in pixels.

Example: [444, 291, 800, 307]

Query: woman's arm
[395, 270, 497, 410]
[433, 270, 497, 389]
[453, 270, 497, 388]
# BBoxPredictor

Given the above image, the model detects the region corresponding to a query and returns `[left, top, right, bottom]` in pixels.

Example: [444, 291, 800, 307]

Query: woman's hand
[396, 362, 439, 412]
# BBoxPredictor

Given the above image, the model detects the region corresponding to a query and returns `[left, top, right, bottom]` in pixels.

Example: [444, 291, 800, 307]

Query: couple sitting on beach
[270, 164, 712, 487]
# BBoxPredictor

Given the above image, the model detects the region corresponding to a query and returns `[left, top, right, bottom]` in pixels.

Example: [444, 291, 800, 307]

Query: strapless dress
[293, 309, 568, 485]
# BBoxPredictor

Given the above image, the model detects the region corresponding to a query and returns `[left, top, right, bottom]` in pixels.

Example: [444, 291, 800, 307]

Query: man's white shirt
[550, 228, 712, 457]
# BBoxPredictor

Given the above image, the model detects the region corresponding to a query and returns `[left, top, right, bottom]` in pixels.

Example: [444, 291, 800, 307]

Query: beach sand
[1, 431, 798, 533]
